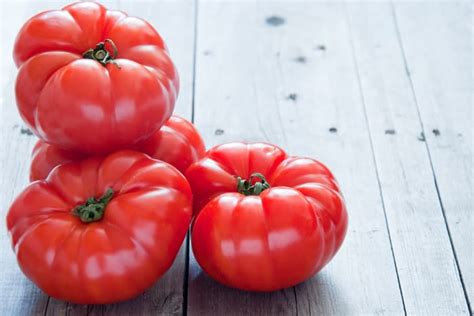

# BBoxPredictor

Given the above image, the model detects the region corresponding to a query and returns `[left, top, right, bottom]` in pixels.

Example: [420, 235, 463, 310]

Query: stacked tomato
[7, 2, 348, 304]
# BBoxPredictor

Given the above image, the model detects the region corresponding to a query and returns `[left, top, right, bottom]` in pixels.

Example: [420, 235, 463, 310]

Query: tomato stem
[236, 173, 271, 196]
[72, 188, 114, 223]
[83, 39, 121, 68]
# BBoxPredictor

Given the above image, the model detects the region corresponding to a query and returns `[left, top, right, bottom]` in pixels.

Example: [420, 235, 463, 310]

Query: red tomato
[187, 142, 348, 291]
[14, 2, 178, 154]
[30, 115, 206, 181]
[7, 150, 192, 304]
[136, 116, 206, 175]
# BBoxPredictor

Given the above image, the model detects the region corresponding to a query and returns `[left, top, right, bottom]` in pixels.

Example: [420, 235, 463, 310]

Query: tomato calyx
[72, 188, 114, 223]
[83, 39, 121, 68]
[236, 173, 271, 196]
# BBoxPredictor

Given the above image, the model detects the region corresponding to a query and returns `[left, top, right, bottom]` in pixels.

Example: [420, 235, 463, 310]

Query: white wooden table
[0, 1, 471, 315]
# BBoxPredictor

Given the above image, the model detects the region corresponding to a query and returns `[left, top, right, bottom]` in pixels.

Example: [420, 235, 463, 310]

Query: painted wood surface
[346, 2, 470, 314]
[0, 1, 471, 315]
[188, 2, 404, 315]
[392, 2, 473, 312]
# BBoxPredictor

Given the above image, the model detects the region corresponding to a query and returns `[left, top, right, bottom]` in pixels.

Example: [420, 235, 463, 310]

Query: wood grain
[346, 2, 469, 314]
[392, 2, 473, 311]
[187, 2, 404, 315]
[1, 1, 471, 315]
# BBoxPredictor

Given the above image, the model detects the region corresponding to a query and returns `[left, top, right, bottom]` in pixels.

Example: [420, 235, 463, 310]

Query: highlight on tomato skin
[187, 142, 348, 292]
[13, 1, 179, 154]
[29, 115, 206, 181]
[7, 150, 193, 304]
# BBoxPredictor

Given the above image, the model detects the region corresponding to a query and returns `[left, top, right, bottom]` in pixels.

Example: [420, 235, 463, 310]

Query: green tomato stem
[236, 173, 271, 196]
[72, 188, 114, 223]
[83, 39, 121, 68]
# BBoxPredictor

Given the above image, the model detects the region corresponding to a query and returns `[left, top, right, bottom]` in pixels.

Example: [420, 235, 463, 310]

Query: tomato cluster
[7, 1, 348, 304]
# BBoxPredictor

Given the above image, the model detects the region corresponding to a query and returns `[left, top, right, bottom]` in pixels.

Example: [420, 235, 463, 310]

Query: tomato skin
[137, 116, 206, 175]
[7, 150, 192, 304]
[14, 2, 178, 154]
[30, 115, 206, 181]
[30, 140, 86, 182]
[187, 142, 347, 291]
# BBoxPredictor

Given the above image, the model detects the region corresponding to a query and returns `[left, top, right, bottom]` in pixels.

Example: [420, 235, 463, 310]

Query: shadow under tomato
[187, 269, 298, 315]
[187, 257, 347, 316]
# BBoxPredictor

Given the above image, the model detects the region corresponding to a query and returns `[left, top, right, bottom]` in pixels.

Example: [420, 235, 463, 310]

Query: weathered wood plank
[188, 2, 404, 315]
[392, 2, 473, 311]
[346, 2, 469, 314]
[0, 1, 196, 315]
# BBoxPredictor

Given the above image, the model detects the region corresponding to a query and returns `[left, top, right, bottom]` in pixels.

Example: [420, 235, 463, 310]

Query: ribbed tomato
[186, 142, 348, 291]
[14, 2, 178, 153]
[30, 115, 205, 181]
[7, 150, 192, 304]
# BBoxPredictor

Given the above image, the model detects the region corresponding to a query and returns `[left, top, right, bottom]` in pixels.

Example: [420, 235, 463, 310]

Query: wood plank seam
[292, 287, 299, 316]
[343, 4, 408, 315]
[187, 2, 405, 314]
[390, 2, 472, 314]
[184, 1, 199, 315]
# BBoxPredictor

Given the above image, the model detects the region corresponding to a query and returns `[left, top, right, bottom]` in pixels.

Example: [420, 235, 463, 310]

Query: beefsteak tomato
[30, 115, 206, 181]
[7, 150, 192, 304]
[187, 142, 348, 291]
[14, 2, 178, 154]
